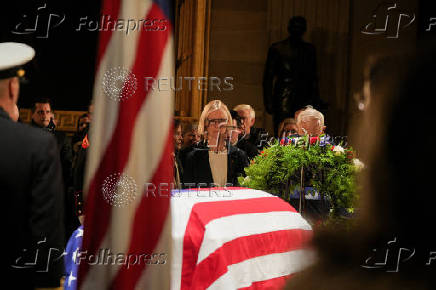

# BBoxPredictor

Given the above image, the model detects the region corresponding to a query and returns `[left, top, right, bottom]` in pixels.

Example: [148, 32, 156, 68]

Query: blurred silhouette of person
[72, 103, 93, 157]
[68, 110, 92, 238]
[72, 113, 90, 153]
[229, 109, 259, 159]
[233, 104, 267, 152]
[229, 110, 244, 146]
[179, 122, 200, 171]
[182, 122, 200, 148]
[278, 118, 298, 139]
[263, 16, 325, 136]
[285, 46, 436, 290]
[173, 119, 183, 188]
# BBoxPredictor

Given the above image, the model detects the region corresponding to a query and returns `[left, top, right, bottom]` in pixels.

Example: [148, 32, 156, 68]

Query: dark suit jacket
[31, 120, 73, 186]
[1, 108, 65, 289]
[182, 145, 249, 188]
[178, 145, 195, 172]
[236, 138, 259, 160]
[31, 120, 74, 239]
[248, 127, 269, 150]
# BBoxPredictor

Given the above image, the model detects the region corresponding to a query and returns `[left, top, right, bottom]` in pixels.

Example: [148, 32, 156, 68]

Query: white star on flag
[67, 270, 77, 287]
[75, 228, 83, 238]
[72, 248, 79, 264]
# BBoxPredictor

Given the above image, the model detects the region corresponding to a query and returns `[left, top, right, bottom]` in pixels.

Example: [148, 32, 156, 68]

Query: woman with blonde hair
[183, 100, 249, 188]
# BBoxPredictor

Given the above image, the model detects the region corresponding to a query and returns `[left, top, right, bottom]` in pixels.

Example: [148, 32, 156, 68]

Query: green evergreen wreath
[239, 136, 363, 216]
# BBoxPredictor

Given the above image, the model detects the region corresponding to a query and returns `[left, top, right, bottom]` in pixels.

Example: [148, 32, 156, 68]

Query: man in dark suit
[30, 97, 75, 239]
[0, 42, 65, 289]
[31, 97, 73, 187]
[232, 105, 267, 158]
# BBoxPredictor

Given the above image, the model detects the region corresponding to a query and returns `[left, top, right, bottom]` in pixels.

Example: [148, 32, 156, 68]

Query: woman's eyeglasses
[207, 118, 228, 125]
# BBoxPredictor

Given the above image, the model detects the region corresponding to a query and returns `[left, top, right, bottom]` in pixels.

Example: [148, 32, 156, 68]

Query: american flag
[171, 187, 314, 289]
[78, 0, 174, 288]
[65, 226, 83, 290]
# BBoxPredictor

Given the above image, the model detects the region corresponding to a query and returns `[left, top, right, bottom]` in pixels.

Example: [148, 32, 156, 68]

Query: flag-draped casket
[171, 187, 314, 289]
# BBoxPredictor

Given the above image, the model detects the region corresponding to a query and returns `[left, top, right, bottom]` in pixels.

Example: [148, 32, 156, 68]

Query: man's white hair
[296, 107, 324, 126]
[233, 104, 255, 120]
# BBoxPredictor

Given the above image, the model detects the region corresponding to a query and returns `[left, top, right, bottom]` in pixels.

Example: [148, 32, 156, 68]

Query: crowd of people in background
[173, 100, 327, 190]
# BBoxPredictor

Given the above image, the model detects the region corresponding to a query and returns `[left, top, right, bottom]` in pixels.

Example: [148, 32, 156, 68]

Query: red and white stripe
[171, 188, 315, 290]
[78, 0, 173, 288]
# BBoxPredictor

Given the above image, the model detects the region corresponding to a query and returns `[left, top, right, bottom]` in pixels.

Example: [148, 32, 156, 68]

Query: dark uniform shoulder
[1, 118, 56, 147]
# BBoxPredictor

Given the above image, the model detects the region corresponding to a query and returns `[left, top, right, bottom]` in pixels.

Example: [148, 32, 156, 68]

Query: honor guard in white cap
[0, 42, 35, 79]
[0, 42, 35, 121]
[0, 42, 66, 289]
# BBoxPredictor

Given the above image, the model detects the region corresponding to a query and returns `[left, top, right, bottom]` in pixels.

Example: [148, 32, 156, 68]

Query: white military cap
[0, 42, 35, 80]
